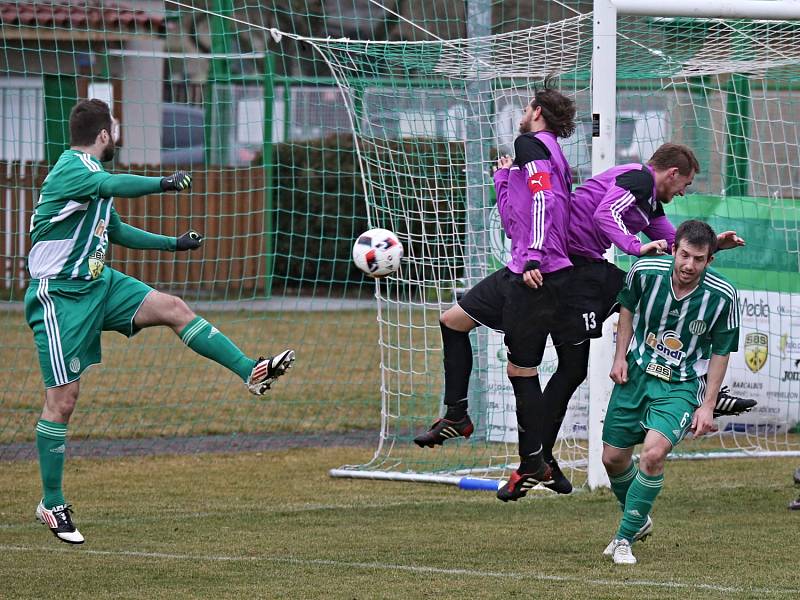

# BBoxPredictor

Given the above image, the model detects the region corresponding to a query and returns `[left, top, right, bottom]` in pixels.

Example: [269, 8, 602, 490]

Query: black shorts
[551, 257, 626, 346]
[458, 267, 569, 368]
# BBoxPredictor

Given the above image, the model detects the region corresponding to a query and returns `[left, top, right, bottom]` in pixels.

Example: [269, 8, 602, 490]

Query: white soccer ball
[352, 228, 404, 278]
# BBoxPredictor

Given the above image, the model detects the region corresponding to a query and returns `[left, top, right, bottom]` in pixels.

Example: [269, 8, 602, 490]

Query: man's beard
[100, 140, 115, 162]
[518, 121, 531, 134]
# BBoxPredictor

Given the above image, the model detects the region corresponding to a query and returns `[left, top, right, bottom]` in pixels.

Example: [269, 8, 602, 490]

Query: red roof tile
[1, 1, 171, 35]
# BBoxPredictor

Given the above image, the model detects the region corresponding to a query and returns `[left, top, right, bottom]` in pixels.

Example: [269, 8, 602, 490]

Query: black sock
[541, 341, 590, 461]
[509, 374, 544, 459]
[519, 446, 544, 473]
[440, 321, 472, 416]
[444, 399, 468, 421]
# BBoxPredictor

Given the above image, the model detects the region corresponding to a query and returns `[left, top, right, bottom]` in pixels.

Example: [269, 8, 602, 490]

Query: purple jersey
[493, 131, 572, 274]
[568, 163, 676, 260]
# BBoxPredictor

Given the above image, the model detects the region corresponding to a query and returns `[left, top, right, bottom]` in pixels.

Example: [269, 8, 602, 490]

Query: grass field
[0, 309, 391, 445]
[2, 448, 799, 599]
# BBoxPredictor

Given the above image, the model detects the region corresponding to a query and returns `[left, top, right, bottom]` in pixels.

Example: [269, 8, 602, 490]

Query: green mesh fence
[1, 2, 799, 481]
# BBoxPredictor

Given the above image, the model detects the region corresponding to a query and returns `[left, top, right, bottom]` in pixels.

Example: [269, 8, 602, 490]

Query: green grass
[0, 309, 395, 443]
[2, 449, 799, 599]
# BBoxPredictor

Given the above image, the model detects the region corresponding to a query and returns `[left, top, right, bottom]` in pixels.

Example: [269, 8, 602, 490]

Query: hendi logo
[645, 331, 686, 365]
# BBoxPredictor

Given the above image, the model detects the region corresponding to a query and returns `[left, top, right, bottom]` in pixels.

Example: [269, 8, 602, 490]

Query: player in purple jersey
[414, 86, 576, 501]
[539, 144, 746, 494]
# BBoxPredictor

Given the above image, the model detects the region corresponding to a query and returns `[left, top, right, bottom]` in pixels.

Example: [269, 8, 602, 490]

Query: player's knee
[46, 384, 79, 421]
[166, 294, 195, 327]
[440, 306, 474, 332]
[602, 448, 628, 473]
[638, 445, 667, 474]
[555, 343, 589, 384]
[507, 362, 538, 378]
[557, 359, 587, 386]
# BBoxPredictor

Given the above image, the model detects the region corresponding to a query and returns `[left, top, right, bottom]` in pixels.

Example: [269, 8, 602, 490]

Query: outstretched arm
[108, 208, 175, 250]
[107, 208, 203, 252]
[98, 170, 192, 198]
[716, 230, 746, 250]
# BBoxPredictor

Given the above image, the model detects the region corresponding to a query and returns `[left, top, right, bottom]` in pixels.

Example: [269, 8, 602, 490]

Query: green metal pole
[282, 82, 291, 141]
[262, 51, 275, 298]
[43, 74, 78, 166]
[686, 75, 713, 192]
[724, 25, 751, 198]
[724, 73, 751, 197]
[207, 0, 234, 165]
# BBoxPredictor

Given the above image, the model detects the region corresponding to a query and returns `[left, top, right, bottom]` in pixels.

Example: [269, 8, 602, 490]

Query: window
[0, 78, 44, 162]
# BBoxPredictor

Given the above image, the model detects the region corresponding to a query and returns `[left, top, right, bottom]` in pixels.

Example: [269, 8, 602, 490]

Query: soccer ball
[352, 228, 403, 278]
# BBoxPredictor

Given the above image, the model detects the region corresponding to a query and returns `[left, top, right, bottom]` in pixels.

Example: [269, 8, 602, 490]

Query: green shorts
[602, 360, 704, 449]
[24, 267, 153, 388]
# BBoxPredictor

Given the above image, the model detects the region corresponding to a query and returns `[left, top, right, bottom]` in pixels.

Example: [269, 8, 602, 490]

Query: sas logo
[744, 332, 768, 373]
[645, 331, 686, 365]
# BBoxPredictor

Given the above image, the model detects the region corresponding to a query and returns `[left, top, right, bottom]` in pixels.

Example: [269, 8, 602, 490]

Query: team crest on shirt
[527, 171, 551, 194]
[688, 320, 708, 335]
[645, 330, 686, 365]
[744, 332, 768, 373]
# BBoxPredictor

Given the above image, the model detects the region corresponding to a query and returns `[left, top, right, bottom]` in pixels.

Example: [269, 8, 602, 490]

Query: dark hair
[674, 219, 717, 257]
[69, 99, 112, 147]
[530, 80, 576, 138]
[648, 143, 700, 176]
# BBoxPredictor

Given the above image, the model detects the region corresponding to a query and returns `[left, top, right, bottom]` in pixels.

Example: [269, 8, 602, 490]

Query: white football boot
[609, 539, 637, 565]
[36, 500, 84, 544]
[247, 349, 295, 395]
[603, 515, 653, 557]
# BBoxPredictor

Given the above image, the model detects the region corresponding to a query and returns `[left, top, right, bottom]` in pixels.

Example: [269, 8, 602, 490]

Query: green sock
[179, 317, 256, 381]
[36, 420, 67, 508]
[609, 461, 637, 511]
[617, 469, 663, 542]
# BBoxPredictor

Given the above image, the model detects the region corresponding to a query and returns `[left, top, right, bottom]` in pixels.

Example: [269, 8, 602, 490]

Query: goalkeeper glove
[176, 230, 203, 251]
[161, 171, 192, 191]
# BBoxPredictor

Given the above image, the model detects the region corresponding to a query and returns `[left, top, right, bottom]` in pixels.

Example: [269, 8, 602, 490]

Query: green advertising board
[614, 194, 800, 293]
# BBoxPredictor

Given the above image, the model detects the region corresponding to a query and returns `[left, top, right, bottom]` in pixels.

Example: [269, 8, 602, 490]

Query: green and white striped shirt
[28, 150, 115, 281]
[618, 256, 740, 383]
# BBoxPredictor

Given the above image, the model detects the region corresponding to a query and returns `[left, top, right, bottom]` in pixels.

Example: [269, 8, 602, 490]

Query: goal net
[317, 10, 800, 486]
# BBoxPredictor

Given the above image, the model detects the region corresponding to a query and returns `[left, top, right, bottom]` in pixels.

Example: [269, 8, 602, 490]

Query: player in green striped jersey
[28, 99, 295, 544]
[601, 220, 740, 565]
